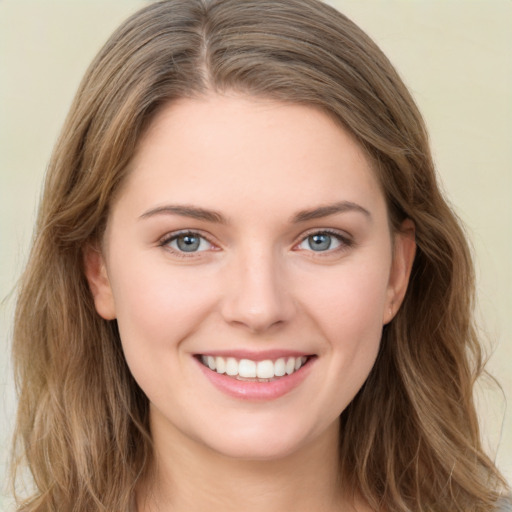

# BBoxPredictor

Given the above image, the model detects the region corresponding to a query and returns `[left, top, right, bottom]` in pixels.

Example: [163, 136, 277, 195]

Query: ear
[383, 219, 416, 324]
[83, 244, 116, 320]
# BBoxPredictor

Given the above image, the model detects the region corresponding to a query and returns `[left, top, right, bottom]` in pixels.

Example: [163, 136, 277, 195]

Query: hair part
[11, 0, 508, 510]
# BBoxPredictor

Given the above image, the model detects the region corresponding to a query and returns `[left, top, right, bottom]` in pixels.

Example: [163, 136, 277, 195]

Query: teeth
[215, 356, 226, 374]
[239, 359, 257, 378]
[256, 360, 274, 379]
[200, 355, 308, 379]
[226, 357, 238, 376]
[274, 358, 286, 377]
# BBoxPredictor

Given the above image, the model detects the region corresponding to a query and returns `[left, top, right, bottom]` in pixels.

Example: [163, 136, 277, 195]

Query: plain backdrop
[1, 0, 511, 507]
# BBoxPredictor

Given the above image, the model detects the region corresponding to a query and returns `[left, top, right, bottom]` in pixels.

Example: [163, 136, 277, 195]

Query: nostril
[221, 299, 293, 334]
[219, 259, 296, 332]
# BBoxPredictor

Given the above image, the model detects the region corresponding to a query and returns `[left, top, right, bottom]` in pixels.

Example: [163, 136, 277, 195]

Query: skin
[85, 94, 415, 511]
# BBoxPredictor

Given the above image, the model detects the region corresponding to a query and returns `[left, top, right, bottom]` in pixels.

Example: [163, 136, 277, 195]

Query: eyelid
[294, 228, 353, 252]
[157, 228, 353, 256]
[158, 229, 219, 256]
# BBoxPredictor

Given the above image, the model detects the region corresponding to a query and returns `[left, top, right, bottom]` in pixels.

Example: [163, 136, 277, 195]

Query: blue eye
[166, 232, 211, 253]
[297, 232, 345, 252]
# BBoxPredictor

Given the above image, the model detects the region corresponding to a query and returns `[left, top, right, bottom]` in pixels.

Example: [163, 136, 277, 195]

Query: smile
[199, 355, 309, 381]
[194, 352, 315, 400]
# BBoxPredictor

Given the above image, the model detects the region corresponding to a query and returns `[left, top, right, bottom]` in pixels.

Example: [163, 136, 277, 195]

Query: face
[86, 94, 415, 461]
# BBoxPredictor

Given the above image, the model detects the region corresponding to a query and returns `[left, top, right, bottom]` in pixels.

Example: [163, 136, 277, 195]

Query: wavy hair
[11, 0, 508, 510]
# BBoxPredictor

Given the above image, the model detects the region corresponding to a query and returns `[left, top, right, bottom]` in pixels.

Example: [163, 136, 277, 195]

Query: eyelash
[295, 229, 353, 255]
[158, 229, 353, 257]
[158, 230, 217, 258]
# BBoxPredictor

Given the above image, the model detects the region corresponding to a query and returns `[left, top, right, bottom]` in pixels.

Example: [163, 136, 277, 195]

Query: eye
[163, 232, 213, 253]
[297, 231, 349, 252]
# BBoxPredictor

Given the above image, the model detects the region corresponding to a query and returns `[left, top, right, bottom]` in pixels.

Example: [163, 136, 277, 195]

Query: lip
[197, 349, 311, 361]
[194, 354, 316, 401]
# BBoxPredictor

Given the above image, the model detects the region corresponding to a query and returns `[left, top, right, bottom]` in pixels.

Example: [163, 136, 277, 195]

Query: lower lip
[194, 357, 315, 401]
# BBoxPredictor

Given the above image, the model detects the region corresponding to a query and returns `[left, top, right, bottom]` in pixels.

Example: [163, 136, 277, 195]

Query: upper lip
[195, 349, 314, 361]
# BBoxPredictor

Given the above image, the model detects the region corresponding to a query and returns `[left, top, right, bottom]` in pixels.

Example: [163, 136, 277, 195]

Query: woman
[10, 0, 510, 510]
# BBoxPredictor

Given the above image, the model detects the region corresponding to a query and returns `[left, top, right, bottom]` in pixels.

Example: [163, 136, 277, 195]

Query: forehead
[116, 94, 385, 221]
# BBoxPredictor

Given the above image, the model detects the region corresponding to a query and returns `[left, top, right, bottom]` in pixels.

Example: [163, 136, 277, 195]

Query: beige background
[1, 0, 510, 507]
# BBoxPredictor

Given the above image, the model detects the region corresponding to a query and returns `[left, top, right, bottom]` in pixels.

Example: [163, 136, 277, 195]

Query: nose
[220, 247, 296, 334]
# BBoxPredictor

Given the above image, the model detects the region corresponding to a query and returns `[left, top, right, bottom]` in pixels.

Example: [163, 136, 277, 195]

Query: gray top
[497, 496, 512, 512]
[127, 495, 512, 511]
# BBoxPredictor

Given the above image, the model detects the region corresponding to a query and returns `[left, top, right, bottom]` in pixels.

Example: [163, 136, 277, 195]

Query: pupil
[309, 234, 331, 251]
[177, 234, 200, 252]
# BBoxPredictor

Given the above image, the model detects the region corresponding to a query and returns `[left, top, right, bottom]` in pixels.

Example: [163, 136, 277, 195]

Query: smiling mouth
[197, 355, 312, 382]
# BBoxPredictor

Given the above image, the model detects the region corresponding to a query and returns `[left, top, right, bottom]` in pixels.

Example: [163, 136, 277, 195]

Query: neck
[136, 413, 357, 512]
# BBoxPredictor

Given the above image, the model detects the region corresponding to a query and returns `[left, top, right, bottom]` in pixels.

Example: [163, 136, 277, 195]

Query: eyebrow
[291, 201, 371, 223]
[139, 205, 227, 224]
[139, 200, 371, 224]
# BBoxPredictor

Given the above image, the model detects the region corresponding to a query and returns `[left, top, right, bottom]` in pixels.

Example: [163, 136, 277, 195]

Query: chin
[195, 417, 332, 462]
[208, 436, 307, 461]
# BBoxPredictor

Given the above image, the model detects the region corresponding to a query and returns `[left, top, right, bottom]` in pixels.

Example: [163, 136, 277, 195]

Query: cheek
[107, 252, 219, 359]
[108, 255, 223, 409]
[299, 255, 391, 390]
[306, 257, 390, 337]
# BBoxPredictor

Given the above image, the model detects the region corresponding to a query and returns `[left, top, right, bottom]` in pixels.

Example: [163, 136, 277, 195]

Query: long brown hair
[11, 0, 509, 510]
